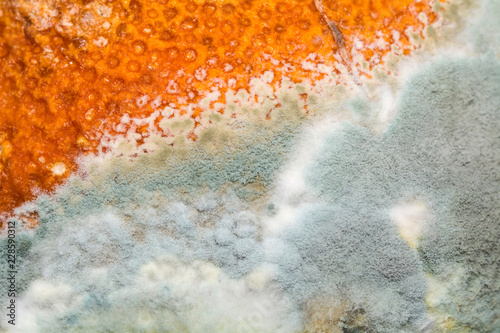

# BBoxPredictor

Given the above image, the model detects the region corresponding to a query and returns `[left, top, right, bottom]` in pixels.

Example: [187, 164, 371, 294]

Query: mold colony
[0, 0, 499, 331]
[3, 55, 499, 332]
[0, 0, 439, 216]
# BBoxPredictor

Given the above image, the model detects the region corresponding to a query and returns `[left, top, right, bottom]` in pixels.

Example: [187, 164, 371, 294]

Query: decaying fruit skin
[0, 0, 441, 219]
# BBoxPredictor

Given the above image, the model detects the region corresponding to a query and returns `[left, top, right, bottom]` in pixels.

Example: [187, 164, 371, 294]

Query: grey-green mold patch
[396, 56, 500, 332]
[348, 97, 371, 118]
[299, 55, 500, 332]
[159, 117, 195, 136]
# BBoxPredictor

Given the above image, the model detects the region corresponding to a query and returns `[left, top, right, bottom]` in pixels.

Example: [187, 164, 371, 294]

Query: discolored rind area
[0, 0, 440, 217]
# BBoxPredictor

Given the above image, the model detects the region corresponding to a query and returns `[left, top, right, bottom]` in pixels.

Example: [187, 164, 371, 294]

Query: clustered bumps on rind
[0, 0, 441, 217]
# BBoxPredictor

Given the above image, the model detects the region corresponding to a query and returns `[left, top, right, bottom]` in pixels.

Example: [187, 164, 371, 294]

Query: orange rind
[0, 0, 442, 217]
